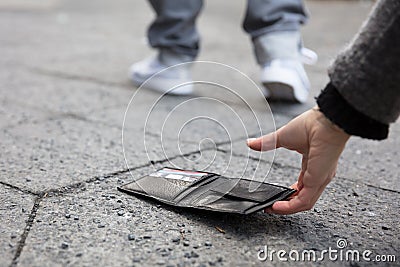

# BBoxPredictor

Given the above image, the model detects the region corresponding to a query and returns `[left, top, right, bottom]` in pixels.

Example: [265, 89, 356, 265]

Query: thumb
[246, 131, 280, 152]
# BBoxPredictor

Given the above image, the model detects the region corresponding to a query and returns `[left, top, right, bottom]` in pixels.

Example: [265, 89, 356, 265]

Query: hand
[246, 107, 350, 215]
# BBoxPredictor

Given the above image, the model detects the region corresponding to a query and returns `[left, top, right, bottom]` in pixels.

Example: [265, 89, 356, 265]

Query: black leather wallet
[118, 167, 296, 214]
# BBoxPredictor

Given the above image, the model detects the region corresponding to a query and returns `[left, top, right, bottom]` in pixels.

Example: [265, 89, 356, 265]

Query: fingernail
[246, 138, 256, 144]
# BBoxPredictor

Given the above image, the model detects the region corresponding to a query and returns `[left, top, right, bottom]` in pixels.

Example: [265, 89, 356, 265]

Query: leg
[148, 0, 204, 63]
[129, 0, 203, 95]
[243, 0, 308, 65]
[243, 0, 307, 39]
[243, 0, 313, 103]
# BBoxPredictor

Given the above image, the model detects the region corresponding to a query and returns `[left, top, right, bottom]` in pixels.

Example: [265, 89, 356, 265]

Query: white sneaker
[261, 59, 311, 103]
[300, 47, 318, 65]
[129, 56, 193, 95]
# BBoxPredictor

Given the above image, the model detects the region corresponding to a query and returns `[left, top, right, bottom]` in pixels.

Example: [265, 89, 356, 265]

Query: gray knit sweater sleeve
[328, 0, 400, 124]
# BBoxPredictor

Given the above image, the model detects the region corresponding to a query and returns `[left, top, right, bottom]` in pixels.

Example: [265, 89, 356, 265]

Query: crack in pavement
[27, 66, 301, 120]
[0, 181, 37, 196]
[28, 67, 132, 90]
[7, 145, 399, 265]
[217, 147, 400, 194]
[6, 147, 212, 266]
[10, 195, 43, 267]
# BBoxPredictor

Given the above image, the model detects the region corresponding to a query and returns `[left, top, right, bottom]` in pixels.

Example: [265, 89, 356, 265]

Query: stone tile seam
[218, 148, 400, 194]
[5, 153, 398, 266]
[0, 180, 37, 196]
[27, 66, 131, 90]
[26, 66, 301, 117]
[9, 195, 43, 267]
[5, 148, 213, 265]
[31, 147, 213, 198]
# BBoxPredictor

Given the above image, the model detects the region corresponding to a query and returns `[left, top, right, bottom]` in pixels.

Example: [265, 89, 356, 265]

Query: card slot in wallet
[122, 176, 187, 202]
[118, 167, 215, 204]
[172, 174, 219, 204]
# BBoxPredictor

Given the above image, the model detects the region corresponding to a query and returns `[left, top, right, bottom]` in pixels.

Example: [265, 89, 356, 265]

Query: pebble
[162, 252, 170, 257]
[183, 241, 190, 247]
[381, 225, 390, 230]
[98, 223, 106, 228]
[74, 216, 79, 221]
[348, 211, 353, 216]
[184, 252, 199, 258]
[132, 257, 141, 263]
[172, 237, 180, 243]
[204, 241, 212, 247]
[61, 242, 69, 249]
[314, 208, 321, 213]
[128, 234, 136, 241]
[366, 211, 376, 217]
[65, 214, 71, 219]
[143, 235, 152, 239]
[117, 210, 125, 216]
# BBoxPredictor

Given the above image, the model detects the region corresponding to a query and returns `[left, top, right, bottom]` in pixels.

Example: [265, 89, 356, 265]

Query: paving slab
[88, 92, 292, 143]
[336, 123, 400, 192]
[218, 121, 400, 192]
[0, 0, 150, 90]
[0, 184, 36, 267]
[0, 98, 50, 130]
[0, 0, 373, 114]
[1, 0, 398, 266]
[0, 69, 132, 117]
[17, 153, 399, 267]
[0, 117, 204, 193]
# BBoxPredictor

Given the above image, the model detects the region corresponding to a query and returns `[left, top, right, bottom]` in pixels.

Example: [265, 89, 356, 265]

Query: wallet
[117, 167, 296, 214]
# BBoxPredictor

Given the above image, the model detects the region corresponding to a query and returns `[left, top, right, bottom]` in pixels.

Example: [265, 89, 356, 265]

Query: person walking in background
[129, 0, 317, 103]
[247, 0, 400, 214]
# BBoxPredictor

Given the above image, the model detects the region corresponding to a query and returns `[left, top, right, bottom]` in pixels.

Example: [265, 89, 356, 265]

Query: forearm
[326, 0, 400, 127]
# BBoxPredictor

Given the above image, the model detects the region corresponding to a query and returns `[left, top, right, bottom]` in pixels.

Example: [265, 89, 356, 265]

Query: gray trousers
[147, 0, 308, 65]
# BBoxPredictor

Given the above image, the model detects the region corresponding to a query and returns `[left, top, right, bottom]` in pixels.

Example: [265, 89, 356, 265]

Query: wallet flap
[213, 178, 290, 203]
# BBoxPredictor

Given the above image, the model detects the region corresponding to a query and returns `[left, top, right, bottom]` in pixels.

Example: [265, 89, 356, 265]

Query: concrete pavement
[0, 0, 398, 266]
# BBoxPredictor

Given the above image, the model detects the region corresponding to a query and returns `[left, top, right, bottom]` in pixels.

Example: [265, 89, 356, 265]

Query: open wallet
[117, 167, 296, 215]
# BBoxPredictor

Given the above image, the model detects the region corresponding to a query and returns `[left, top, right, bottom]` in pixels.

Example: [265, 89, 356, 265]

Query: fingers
[267, 187, 320, 215]
[267, 169, 335, 215]
[246, 131, 279, 152]
[267, 154, 336, 215]
[246, 112, 310, 154]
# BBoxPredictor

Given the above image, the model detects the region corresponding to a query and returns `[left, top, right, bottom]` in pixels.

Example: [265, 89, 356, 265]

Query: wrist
[316, 82, 388, 140]
[312, 106, 351, 142]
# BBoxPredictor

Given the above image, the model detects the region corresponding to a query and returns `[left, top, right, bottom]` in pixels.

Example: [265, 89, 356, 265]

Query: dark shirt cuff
[316, 83, 388, 140]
